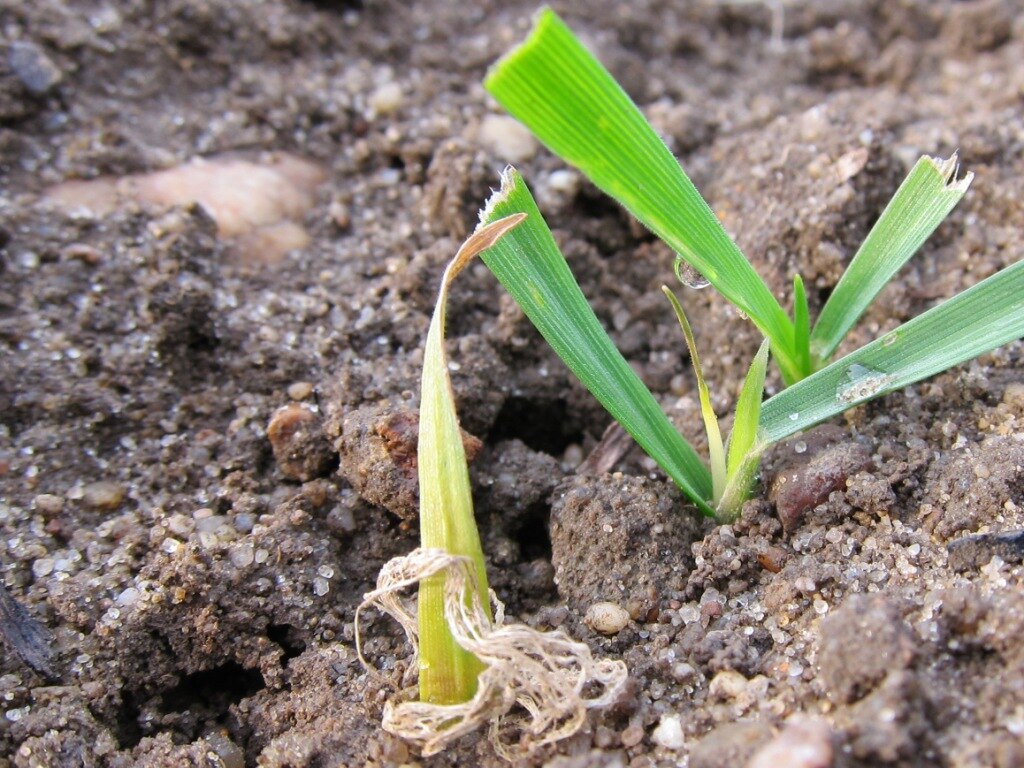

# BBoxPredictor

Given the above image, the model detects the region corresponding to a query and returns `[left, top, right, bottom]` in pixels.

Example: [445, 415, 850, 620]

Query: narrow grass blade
[717, 339, 769, 520]
[480, 167, 715, 514]
[726, 339, 770, 479]
[418, 214, 525, 704]
[485, 8, 799, 382]
[662, 286, 725, 501]
[810, 154, 973, 364]
[763, 258, 1024, 444]
[792, 275, 811, 380]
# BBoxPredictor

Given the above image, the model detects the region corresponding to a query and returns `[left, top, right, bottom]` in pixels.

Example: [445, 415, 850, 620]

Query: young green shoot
[417, 213, 525, 704]
[721, 337, 771, 516]
[477, 166, 1024, 522]
[761, 257, 1024, 443]
[663, 285, 771, 514]
[661, 287, 726, 501]
[357, 214, 627, 758]
[485, 8, 973, 384]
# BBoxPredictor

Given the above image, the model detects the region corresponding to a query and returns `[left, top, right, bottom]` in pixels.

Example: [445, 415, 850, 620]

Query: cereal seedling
[357, 216, 626, 757]
[478, 167, 1024, 519]
[485, 8, 974, 384]
[415, 215, 524, 704]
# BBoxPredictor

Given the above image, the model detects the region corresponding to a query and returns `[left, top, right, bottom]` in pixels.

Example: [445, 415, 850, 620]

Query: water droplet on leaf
[836, 363, 895, 404]
[674, 255, 710, 290]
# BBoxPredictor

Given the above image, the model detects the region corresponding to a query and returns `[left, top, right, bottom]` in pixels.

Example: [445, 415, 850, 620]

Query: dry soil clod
[266, 403, 335, 482]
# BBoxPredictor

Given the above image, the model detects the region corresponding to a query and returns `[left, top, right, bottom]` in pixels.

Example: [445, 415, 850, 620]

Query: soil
[2, 1, 1024, 766]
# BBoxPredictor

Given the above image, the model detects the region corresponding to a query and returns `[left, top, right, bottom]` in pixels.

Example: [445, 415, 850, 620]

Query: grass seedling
[416, 214, 525, 704]
[478, 167, 1024, 520]
[357, 215, 626, 757]
[485, 8, 974, 384]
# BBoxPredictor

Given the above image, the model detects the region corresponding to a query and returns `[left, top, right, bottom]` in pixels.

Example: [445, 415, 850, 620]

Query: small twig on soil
[0, 580, 57, 679]
[577, 422, 635, 476]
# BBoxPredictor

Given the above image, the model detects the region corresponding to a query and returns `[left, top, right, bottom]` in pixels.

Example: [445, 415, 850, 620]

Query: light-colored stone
[652, 714, 685, 750]
[748, 716, 833, 768]
[33, 494, 64, 516]
[369, 82, 403, 116]
[478, 115, 538, 163]
[43, 153, 326, 265]
[287, 381, 314, 401]
[82, 481, 125, 511]
[584, 601, 630, 634]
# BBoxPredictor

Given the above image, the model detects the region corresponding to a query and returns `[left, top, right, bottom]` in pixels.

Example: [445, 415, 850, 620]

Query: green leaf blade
[662, 286, 726, 501]
[718, 338, 770, 520]
[810, 154, 973, 364]
[480, 167, 715, 514]
[726, 338, 770, 479]
[763, 258, 1024, 444]
[792, 274, 811, 381]
[485, 7, 799, 381]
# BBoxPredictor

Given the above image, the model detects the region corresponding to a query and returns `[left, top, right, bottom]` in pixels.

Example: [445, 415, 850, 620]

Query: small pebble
[651, 714, 685, 750]
[478, 115, 538, 163]
[233, 513, 256, 533]
[266, 403, 335, 482]
[585, 601, 630, 634]
[60, 243, 102, 265]
[162, 538, 183, 555]
[620, 723, 645, 748]
[204, 730, 244, 768]
[381, 736, 409, 764]
[81, 481, 125, 511]
[547, 169, 580, 196]
[115, 587, 140, 606]
[195, 515, 227, 534]
[326, 506, 356, 534]
[32, 558, 55, 578]
[948, 529, 1024, 572]
[672, 662, 696, 682]
[748, 716, 833, 768]
[328, 199, 350, 229]
[8, 40, 63, 95]
[709, 669, 749, 701]
[45, 154, 326, 266]
[794, 576, 816, 593]
[1002, 382, 1024, 410]
[166, 514, 194, 536]
[287, 381, 314, 401]
[368, 82, 403, 116]
[33, 494, 64, 517]
[229, 544, 255, 568]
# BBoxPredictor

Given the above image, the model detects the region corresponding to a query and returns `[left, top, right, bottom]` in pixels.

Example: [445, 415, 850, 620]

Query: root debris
[356, 548, 628, 758]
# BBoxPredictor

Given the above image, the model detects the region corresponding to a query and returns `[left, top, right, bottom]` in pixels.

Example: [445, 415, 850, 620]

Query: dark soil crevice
[487, 396, 585, 458]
